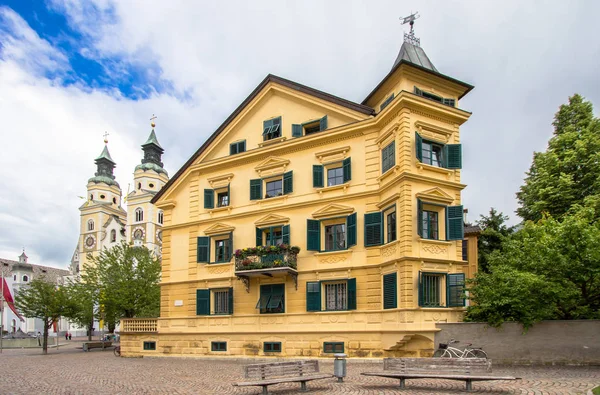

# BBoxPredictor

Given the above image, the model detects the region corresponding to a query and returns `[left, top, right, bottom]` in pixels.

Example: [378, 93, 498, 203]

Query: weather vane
[150, 114, 157, 129]
[399, 11, 421, 46]
[103, 131, 110, 144]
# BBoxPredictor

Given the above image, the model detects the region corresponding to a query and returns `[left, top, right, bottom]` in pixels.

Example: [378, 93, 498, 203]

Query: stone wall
[435, 320, 600, 365]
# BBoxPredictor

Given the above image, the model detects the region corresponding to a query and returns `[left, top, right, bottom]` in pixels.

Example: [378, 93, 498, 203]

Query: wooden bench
[82, 341, 113, 352]
[362, 357, 519, 392]
[233, 360, 332, 394]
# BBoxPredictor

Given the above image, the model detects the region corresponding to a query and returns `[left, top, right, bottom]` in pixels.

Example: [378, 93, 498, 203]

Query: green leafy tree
[476, 208, 515, 273]
[15, 278, 73, 354]
[63, 280, 97, 341]
[82, 242, 161, 330]
[517, 94, 600, 221]
[466, 207, 600, 328]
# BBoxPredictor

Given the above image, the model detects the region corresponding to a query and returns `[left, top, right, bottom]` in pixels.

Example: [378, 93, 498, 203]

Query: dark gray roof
[392, 41, 438, 72]
[0, 258, 70, 282]
[464, 224, 482, 235]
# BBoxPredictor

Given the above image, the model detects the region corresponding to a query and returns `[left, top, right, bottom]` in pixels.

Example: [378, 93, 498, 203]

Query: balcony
[121, 318, 158, 333]
[234, 245, 300, 292]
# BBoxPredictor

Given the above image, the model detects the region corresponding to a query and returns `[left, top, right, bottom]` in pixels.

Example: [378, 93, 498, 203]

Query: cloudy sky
[1, 0, 599, 269]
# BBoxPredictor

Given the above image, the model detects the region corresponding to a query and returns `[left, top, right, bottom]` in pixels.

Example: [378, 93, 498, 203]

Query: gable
[204, 222, 236, 236]
[255, 214, 290, 227]
[416, 187, 454, 204]
[312, 203, 355, 219]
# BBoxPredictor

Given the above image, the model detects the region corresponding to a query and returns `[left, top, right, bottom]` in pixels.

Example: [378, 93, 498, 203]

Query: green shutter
[307, 219, 320, 251]
[282, 225, 290, 245]
[204, 189, 214, 209]
[256, 227, 262, 247]
[292, 124, 303, 137]
[229, 143, 237, 155]
[227, 183, 231, 206]
[283, 171, 293, 194]
[380, 93, 394, 111]
[319, 115, 328, 131]
[383, 272, 397, 309]
[197, 236, 210, 263]
[227, 233, 233, 261]
[240, 140, 246, 152]
[250, 179, 262, 200]
[418, 271, 423, 307]
[306, 282, 321, 311]
[267, 284, 284, 310]
[414, 86, 423, 96]
[196, 289, 210, 315]
[447, 273, 465, 307]
[445, 144, 462, 169]
[443, 98, 456, 107]
[347, 278, 357, 310]
[417, 199, 423, 237]
[415, 132, 423, 162]
[364, 212, 383, 247]
[346, 213, 357, 247]
[256, 285, 271, 309]
[228, 287, 234, 314]
[446, 205, 464, 240]
[343, 157, 351, 183]
[313, 165, 324, 188]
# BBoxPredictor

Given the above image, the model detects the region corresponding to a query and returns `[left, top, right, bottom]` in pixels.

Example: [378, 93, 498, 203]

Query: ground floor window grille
[213, 290, 229, 315]
[325, 282, 347, 311]
[421, 274, 441, 307]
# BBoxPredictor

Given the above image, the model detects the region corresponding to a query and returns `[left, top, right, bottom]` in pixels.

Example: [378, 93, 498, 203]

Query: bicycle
[113, 345, 121, 357]
[432, 339, 488, 359]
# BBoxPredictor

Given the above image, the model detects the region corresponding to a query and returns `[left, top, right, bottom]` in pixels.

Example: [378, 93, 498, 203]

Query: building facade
[121, 32, 477, 358]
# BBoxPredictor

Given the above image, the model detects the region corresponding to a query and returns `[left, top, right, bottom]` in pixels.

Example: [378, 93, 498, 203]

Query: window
[327, 167, 344, 187]
[422, 141, 443, 167]
[205, 186, 230, 209]
[135, 208, 144, 222]
[138, 182, 141, 190]
[13, 275, 16, 281]
[256, 225, 290, 247]
[325, 224, 346, 251]
[364, 212, 383, 247]
[415, 132, 462, 169]
[213, 289, 230, 315]
[158, 210, 164, 225]
[418, 272, 466, 308]
[197, 234, 233, 263]
[22, 275, 28, 282]
[382, 142, 395, 173]
[214, 239, 230, 263]
[380, 93, 394, 111]
[100, 194, 105, 199]
[196, 288, 233, 315]
[263, 117, 282, 141]
[265, 179, 283, 198]
[414, 86, 455, 107]
[325, 282, 347, 310]
[217, 192, 229, 207]
[90, 194, 93, 200]
[211, 341, 227, 352]
[323, 342, 344, 353]
[256, 284, 285, 314]
[110, 229, 117, 243]
[462, 239, 468, 261]
[386, 211, 397, 243]
[87, 220, 94, 231]
[250, 172, 293, 200]
[422, 211, 439, 240]
[143, 341, 156, 350]
[306, 279, 356, 312]
[113, 197, 117, 204]
[265, 227, 283, 246]
[264, 342, 282, 353]
[292, 115, 328, 137]
[230, 140, 246, 155]
[383, 272, 397, 309]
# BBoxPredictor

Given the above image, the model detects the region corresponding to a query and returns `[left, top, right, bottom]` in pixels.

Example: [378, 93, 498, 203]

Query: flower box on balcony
[234, 245, 300, 271]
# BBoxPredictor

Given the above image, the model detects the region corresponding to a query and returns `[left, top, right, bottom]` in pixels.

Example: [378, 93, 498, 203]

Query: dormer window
[263, 117, 282, 141]
[87, 220, 95, 231]
[292, 116, 328, 138]
[414, 86, 455, 107]
[135, 208, 144, 222]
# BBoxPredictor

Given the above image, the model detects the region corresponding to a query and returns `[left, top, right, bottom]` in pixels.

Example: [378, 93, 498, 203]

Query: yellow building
[121, 30, 478, 358]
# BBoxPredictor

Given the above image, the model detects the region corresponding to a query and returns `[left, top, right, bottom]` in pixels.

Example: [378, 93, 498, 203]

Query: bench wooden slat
[235, 360, 331, 394]
[234, 373, 332, 386]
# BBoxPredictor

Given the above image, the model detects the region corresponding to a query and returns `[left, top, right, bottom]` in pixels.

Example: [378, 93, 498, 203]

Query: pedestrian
[37, 331, 41, 346]
[68, 332, 72, 341]
[65, 332, 69, 341]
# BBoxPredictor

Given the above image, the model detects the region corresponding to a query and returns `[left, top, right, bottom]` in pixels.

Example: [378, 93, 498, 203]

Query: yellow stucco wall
[122, 65, 475, 358]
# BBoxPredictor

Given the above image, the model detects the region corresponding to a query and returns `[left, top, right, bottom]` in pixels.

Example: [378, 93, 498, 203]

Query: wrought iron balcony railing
[234, 246, 300, 272]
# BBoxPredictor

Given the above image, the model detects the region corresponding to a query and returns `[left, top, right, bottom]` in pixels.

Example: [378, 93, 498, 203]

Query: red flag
[2, 278, 25, 322]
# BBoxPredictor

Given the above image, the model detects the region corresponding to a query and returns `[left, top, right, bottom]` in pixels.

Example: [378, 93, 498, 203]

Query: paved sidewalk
[0, 344, 598, 394]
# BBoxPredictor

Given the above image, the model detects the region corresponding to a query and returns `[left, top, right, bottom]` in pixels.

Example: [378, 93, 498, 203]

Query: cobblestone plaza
[0, 342, 598, 394]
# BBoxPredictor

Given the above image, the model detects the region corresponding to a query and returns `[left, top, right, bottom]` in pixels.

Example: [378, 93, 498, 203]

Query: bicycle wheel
[114, 346, 121, 357]
[432, 349, 445, 357]
[469, 349, 488, 359]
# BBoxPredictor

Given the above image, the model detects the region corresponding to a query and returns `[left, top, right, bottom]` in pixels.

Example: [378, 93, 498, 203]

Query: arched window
[23, 275, 29, 282]
[158, 210, 164, 225]
[135, 207, 144, 222]
[13, 274, 16, 281]
[90, 194, 94, 200]
[138, 182, 141, 190]
[111, 229, 117, 243]
[113, 197, 117, 204]
[11, 319, 16, 333]
[87, 219, 94, 231]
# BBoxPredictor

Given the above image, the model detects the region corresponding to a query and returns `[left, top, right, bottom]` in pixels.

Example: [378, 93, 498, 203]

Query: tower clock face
[85, 236, 95, 248]
[133, 229, 144, 240]
[156, 230, 162, 243]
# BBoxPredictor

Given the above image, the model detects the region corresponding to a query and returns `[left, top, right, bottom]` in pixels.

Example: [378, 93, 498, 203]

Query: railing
[234, 246, 300, 271]
[121, 318, 158, 332]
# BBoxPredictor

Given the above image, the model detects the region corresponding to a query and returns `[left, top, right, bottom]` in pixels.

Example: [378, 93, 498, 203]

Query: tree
[466, 207, 600, 328]
[82, 242, 161, 330]
[15, 278, 73, 354]
[517, 94, 600, 221]
[63, 280, 96, 341]
[476, 208, 515, 273]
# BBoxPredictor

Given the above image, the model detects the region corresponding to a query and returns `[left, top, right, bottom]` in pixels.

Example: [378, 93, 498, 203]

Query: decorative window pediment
[377, 193, 400, 209]
[415, 120, 454, 144]
[255, 213, 290, 227]
[314, 146, 350, 164]
[312, 203, 354, 219]
[207, 173, 234, 189]
[204, 222, 236, 236]
[254, 156, 291, 178]
[416, 187, 454, 205]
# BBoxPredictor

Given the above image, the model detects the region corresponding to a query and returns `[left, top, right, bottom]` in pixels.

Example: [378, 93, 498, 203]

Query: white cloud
[2, 1, 600, 267]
